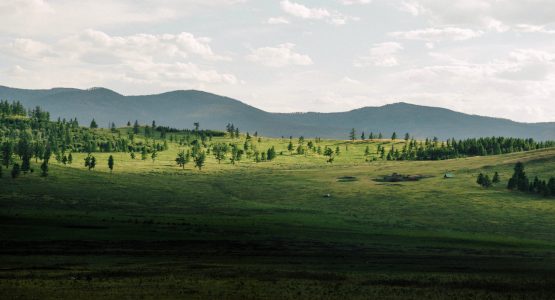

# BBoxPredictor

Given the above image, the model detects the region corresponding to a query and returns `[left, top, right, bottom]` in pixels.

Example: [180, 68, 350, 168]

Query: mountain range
[1, 85, 554, 140]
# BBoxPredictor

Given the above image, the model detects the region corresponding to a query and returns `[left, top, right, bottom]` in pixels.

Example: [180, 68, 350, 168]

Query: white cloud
[399, 0, 555, 30]
[280, 0, 330, 19]
[0, 30, 238, 89]
[514, 24, 555, 34]
[279, 0, 357, 25]
[399, 1, 427, 16]
[340, 76, 361, 84]
[355, 42, 403, 67]
[246, 43, 313, 67]
[338, 0, 371, 5]
[390, 27, 484, 42]
[267, 17, 290, 24]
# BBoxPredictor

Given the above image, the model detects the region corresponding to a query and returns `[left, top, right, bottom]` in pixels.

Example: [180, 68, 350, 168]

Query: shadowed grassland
[1, 136, 555, 299]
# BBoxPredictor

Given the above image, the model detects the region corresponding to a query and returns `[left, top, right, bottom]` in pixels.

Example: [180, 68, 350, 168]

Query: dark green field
[1, 136, 555, 299]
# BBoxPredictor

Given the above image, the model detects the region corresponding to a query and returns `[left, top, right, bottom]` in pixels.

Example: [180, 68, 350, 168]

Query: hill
[1, 85, 554, 140]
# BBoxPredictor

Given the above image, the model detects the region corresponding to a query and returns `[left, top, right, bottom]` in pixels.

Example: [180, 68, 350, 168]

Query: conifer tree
[108, 155, 114, 173]
[287, 141, 294, 154]
[90, 119, 98, 129]
[133, 120, 140, 134]
[492, 172, 500, 184]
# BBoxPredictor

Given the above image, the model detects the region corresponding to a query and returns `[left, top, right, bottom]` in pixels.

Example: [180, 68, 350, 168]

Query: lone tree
[287, 141, 294, 154]
[151, 151, 158, 163]
[492, 172, 500, 184]
[349, 128, 356, 141]
[108, 155, 114, 173]
[391, 132, 397, 140]
[90, 119, 98, 129]
[212, 143, 228, 164]
[133, 120, 140, 134]
[68, 153, 73, 165]
[194, 151, 206, 170]
[324, 147, 334, 163]
[84, 154, 96, 170]
[175, 150, 190, 169]
[508, 162, 529, 192]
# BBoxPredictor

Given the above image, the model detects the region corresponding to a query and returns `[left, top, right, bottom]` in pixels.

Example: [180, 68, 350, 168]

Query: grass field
[1, 133, 555, 299]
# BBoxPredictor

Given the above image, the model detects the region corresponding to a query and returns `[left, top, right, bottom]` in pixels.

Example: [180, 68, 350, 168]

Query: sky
[1, 0, 555, 122]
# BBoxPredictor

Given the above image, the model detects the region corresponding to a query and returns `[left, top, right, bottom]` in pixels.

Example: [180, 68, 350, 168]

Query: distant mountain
[1, 85, 554, 140]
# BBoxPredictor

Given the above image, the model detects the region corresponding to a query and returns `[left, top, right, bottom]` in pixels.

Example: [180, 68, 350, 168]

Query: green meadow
[1, 132, 555, 299]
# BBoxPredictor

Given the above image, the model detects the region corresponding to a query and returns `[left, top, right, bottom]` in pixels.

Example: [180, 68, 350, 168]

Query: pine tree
[482, 175, 492, 188]
[151, 151, 158, 163]
[90, 119, 98, 129]
[287, 141, 294, 154]
[349, 128, 356, 141]
[492, 172, 500, 184]
[108, 155, 114, 173]
[68, 153, 73, 165]
[404, 133, 410, 141]
[267, 146, 276, 161]
[361, 132, 365, 140]
[133, 120, 140, 134]
[391, 132, 397, 140]
[477, 173, 485, 186]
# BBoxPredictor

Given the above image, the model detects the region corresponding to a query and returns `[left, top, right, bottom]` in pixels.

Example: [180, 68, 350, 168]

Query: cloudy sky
[1, 0, 555, 122]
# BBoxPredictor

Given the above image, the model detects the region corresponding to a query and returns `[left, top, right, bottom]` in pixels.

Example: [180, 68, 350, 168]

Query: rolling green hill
[2, 85, 554, 140]
[1, 129, 555, 299]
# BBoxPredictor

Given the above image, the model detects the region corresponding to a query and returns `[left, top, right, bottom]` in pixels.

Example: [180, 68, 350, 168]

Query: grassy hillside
[2, 85, 555, 140]
[1, 132, 555, 299]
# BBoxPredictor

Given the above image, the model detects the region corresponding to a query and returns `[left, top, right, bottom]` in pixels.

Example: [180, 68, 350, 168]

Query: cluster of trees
[226, 123, 240, 138]
[348, 128, 396, 141]
[0, 100, 27, 117]
[0, 103, 174, 178]
[175, 139, 277, 170]
[476, 172, 500, 188]
[508, 162, 555, 197]
[380, 137, 555, 161]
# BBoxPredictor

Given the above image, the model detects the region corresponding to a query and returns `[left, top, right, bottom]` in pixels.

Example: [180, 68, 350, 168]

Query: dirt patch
[337, 176, 358, 182]
[374, 173, 432, 183]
